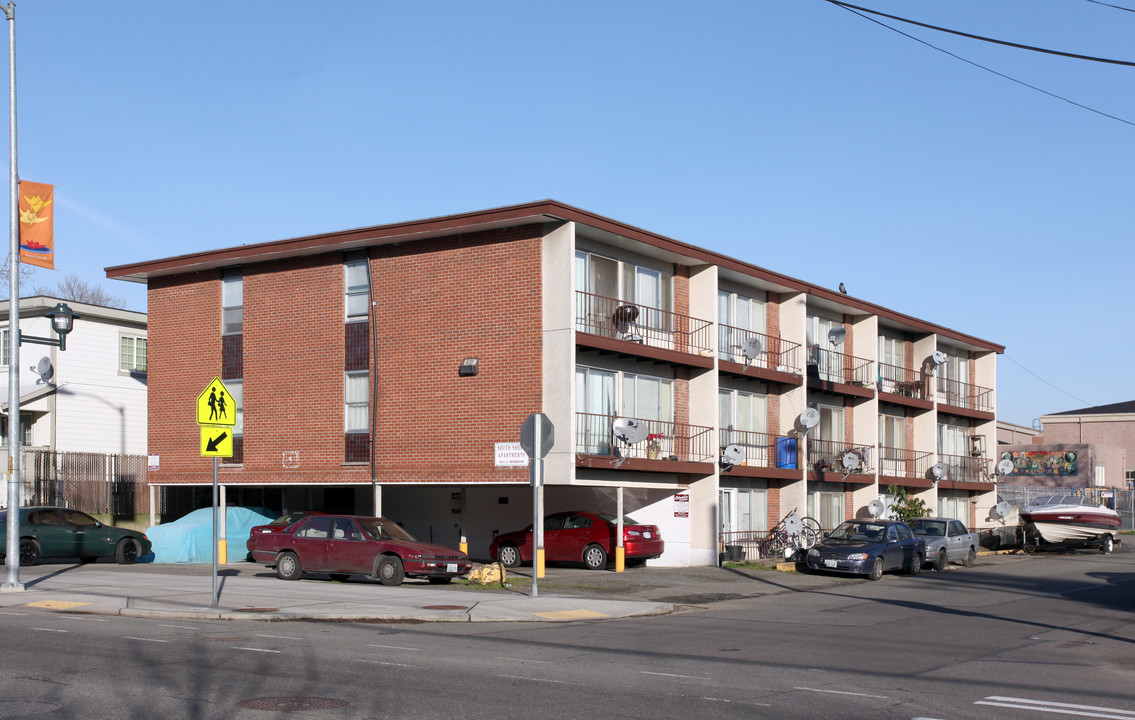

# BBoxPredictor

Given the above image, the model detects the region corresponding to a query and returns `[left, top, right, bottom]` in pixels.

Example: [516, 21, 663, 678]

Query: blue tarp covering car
[146, 506, 275, 563]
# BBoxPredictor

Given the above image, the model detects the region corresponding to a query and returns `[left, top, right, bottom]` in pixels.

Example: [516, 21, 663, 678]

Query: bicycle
[759, 509, 822, 558]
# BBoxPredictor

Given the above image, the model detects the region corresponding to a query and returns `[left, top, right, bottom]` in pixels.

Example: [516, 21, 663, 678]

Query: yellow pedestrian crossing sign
[201, 426, 234, 457]
[197, 377, 236, 426]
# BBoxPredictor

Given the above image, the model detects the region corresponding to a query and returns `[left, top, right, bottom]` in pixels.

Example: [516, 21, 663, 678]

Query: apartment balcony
[806, 346, 874, 398]
[806, 439, 874, 483]
[718, 326, 804, 385]
[877, 446, 935, 486]
[718, 428, 802, 481]
[574, 412, 715, 474]
[876, 361, 933, 411]
[575, 292, 714, 368]
[936, 377, 994, 419]
[937, 452, 993, 487]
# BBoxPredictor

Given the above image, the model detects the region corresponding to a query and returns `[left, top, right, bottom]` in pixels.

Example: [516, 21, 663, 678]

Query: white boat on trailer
[1019, 495, 1121, 553]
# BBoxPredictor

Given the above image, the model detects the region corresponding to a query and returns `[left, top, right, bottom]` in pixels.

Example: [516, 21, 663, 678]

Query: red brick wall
[147, 224, 545, 487]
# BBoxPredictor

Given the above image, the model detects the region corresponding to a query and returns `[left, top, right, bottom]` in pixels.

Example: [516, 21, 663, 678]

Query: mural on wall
[1002, 450, 1078, 476]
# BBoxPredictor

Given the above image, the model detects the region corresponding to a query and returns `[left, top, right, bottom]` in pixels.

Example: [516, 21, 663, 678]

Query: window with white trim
[222, 274, 243, 335]
[345, 258, 369, 321]
[120, 335, 147, 373]
[345, 371, 369, 433]
[0, 328, 8, 366]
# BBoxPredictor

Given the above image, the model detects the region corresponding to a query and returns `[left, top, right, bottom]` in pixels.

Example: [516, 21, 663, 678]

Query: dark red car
[246, 511, 325, 551]
[248, 514, 471, 586]
[489, 511, 664, 570]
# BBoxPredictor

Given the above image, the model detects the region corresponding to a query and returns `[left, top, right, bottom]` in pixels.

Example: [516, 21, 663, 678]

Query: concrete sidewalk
[0, 566, 674, 623]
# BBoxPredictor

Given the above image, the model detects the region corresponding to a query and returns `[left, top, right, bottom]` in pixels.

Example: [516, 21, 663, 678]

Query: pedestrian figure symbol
[197, 378, 236, 427]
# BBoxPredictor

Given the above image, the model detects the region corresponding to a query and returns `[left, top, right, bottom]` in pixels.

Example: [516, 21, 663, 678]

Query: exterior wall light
[459, 358, 479, 377]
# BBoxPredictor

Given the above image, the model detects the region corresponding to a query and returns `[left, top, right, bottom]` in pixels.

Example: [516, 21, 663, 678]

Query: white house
[0, 296, 147, 456]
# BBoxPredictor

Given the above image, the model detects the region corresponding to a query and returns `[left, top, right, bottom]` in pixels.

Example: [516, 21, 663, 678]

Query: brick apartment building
[106, 200, 1003, 566]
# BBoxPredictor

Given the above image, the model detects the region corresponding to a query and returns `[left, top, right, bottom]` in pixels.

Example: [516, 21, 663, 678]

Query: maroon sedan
[248, 514, 471, 586]
[489, 511, 664, 570]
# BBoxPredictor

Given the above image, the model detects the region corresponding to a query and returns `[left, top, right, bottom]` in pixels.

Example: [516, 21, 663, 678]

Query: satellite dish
[931, 350, 948, 366]
[930, 462, 947, 481]
[783, 513, 803, 537]
[990, 501, 1012, 520]
[32, 356, 54, 384]
[740, 337, 762, 369]
[997, 458, 1014, 476]
[794, 408, 820, 436]
[867, 499, 886, 518]
[841, 451, 861, 471]
[720, 444, 745, 472]
[827, 327, 846, 346]
[612, 418, 649, 445]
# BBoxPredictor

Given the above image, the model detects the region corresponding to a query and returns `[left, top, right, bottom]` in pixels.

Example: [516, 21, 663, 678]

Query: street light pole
[3, 0, 20, 592]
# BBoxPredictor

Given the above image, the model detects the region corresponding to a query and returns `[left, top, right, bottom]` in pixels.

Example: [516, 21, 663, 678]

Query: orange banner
[18, 180, 54, 269]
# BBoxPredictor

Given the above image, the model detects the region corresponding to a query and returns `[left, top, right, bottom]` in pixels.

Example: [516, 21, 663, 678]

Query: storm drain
[0, 701, 61, 716]
[237, 697, 349, 712]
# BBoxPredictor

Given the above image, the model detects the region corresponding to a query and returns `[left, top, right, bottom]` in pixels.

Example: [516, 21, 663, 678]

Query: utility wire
[1002, 353, 1092, 407]
[827, 2, 1135, 127]
[1083, 0, 1135, 12]
[826, 0, 1135, 66]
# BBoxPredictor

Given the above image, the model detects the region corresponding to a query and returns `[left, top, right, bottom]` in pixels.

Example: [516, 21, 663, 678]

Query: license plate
[447, 563, 458, 573]
[823, 559, 838, 568]
[643, 532, 652, 539]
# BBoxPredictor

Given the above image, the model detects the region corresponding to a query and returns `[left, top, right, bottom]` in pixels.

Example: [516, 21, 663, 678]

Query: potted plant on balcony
[646, 433, 664, 460]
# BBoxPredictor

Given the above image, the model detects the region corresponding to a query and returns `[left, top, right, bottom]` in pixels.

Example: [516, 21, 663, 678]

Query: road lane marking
[354, 659, 422, 669]
[256, 634, 302, 640]
[159, 624, 200, 630]
[232, 647, 281, 654]
[62, 615, 107, 622]
[701, 697, 773, 707]
[0, 611, 28, 615]
[794, 687, 888, 699]
[977, 696, 1135, 719]
[32, 628, 68, 633]
[495, 657, 552, 664]
[498, 675, 581, 685]
[367, 644, 420, 651]
[124, 637, 168, 643]
[641, 671, 710, 680]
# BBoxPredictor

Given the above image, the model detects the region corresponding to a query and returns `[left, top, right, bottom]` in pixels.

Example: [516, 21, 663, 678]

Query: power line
[827, 2, 1135, 127]
[1083, 0, 1135, 13]
[825, 0, 1135, 66]
[1002, 353, 1092, 407]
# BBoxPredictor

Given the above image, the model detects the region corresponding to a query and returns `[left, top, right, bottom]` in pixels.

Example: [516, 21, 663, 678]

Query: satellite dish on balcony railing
[931, 350, 948, 366]
[612, 418, 648, 445]
[841, 451, 860, 471]
[997, 458, 1014, 476]
[793, 408, 820, 437]
[929, 462, 948, 483]
[720, 444, 745, 472]
[611, 305, 643, 343]
[740, 337, 762, 371]
[827, 327, 846, 346]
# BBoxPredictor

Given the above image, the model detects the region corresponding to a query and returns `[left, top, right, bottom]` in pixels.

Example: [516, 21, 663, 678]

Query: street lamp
[20, 302, 78, 350]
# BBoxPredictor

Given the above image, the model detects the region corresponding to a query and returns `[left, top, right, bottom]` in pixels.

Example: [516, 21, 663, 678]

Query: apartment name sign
[495, 442, 530, 468]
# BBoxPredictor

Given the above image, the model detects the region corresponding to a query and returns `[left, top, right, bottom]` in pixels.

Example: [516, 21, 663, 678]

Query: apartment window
[0, 411, 32, 446]
[575, 366, 673, 456]
[222, 274, 243, 335]
[120, 335, 147, 374]
[345, 258, 370, 321]
[0, 328, 8, 366]
[719, 389, 767, 433]
[219, 379, 244, 465]
[620, 373, 674, 423]
[937, 491, 968, 522]
[816, 403, 844, 444]
[345, 371, 369, 433]
[879, 412, 905, 475]
[718, 290, 767, 363]
[807, 312, 843, 382]
[808, 482, 845, 530]
[574, 251, 673, 330]
[878, 332, 904, 368]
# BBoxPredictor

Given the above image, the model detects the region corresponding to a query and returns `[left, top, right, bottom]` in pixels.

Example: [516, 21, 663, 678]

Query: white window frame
[119, 334, 147, 374]
[222, 274, 243, 335]
[345, 258, 370, 321]
[344, 370, 369, 433]
[0, 327, 8, 366]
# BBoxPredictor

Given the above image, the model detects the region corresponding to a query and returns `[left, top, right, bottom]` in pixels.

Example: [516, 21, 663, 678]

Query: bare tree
[0, 254, 38, 298]
[33, 272, 126, 309]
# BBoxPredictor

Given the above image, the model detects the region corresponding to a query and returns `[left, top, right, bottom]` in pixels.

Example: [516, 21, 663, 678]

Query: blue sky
[5, 1, 1132, 425]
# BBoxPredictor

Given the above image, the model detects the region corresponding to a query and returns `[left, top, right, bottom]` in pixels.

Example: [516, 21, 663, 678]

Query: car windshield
[908, 519, 947, 537]
[595, 513, 643, 526]
[357, 518, 416, 542]
[828, 521, 886, 542]
[274, 512, 314, 526]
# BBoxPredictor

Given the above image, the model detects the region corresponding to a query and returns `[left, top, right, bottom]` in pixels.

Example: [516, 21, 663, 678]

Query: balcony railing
[938, 453, 992, 483]
[575, 291, 713, 356]
[575, 412, 714, 464]
[877, 361, 928, 400]
[936, 377, 993, 413]
[719, 428, 797, 470]
[806, 346, 873, 386]
[806, 439, 873, 474]
[877, 446, 934, 480]
[718, 325, 803, 375]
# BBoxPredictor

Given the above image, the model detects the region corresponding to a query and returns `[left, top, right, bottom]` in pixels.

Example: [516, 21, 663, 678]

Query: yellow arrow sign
[197, 377, 236, 426]
[200, 426, 234, 457]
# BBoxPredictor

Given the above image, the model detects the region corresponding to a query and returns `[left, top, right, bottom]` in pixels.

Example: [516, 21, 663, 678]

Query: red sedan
[248, 514, 471, 586]
[490, 511, 664, 570]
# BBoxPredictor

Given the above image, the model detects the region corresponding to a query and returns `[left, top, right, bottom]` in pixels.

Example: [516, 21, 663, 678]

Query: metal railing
[806, 439, 873, 474]
[877, 361, 928, 399]
[575, 291, 713, 356]
[718, 325, 803, 374]
[19, 449, 150, 515]
[719, 529, 768, 560]
[936, 376, 993, 413]
[720, 428, 800, 469]
[806, 346, 874, 386]
[938, 453, 992, 483]
[575, 412, 714, 463]
[877, 446, 934, 480]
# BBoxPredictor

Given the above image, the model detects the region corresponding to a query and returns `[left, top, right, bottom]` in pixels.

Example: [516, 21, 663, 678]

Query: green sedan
[0, 506, 152, 566]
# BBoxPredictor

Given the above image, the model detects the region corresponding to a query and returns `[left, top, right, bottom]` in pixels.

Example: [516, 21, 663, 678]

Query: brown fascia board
[104, 199, 1003, 353]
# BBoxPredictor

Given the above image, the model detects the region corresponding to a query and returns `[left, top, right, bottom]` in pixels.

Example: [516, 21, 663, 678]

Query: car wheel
[115, 539, 139, 564]
[19, 540, 39, 567]
[497, 543, 522, 568]
[933, 549, 947, 572]
[582, 544, 607, 570]
[328, 573, 350, 583]
[964, 547, 976, 567]
[908, 553, 923, 575]
[79, 556, 99, 564]
[867, 557, 884, 581]
[276, 551, 303, 581]
[427, 577, 452, 585]
[1100, 534, 1114, 554]
[376, 555, 405, 586]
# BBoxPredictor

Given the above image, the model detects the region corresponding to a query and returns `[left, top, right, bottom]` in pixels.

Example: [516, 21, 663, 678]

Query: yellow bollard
[459, 541, 468, 555]
[218, 538, 227, 565]
[615, 545, 625, 572]
[536, 547, 546, 579]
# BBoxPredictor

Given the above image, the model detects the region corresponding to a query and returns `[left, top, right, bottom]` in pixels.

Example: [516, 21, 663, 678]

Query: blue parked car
[805, 519, 926, 581]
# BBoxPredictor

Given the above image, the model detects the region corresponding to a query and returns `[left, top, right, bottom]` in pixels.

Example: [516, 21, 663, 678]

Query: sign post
[196, 377, 235, 608]
[519, 413, 554, 598]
